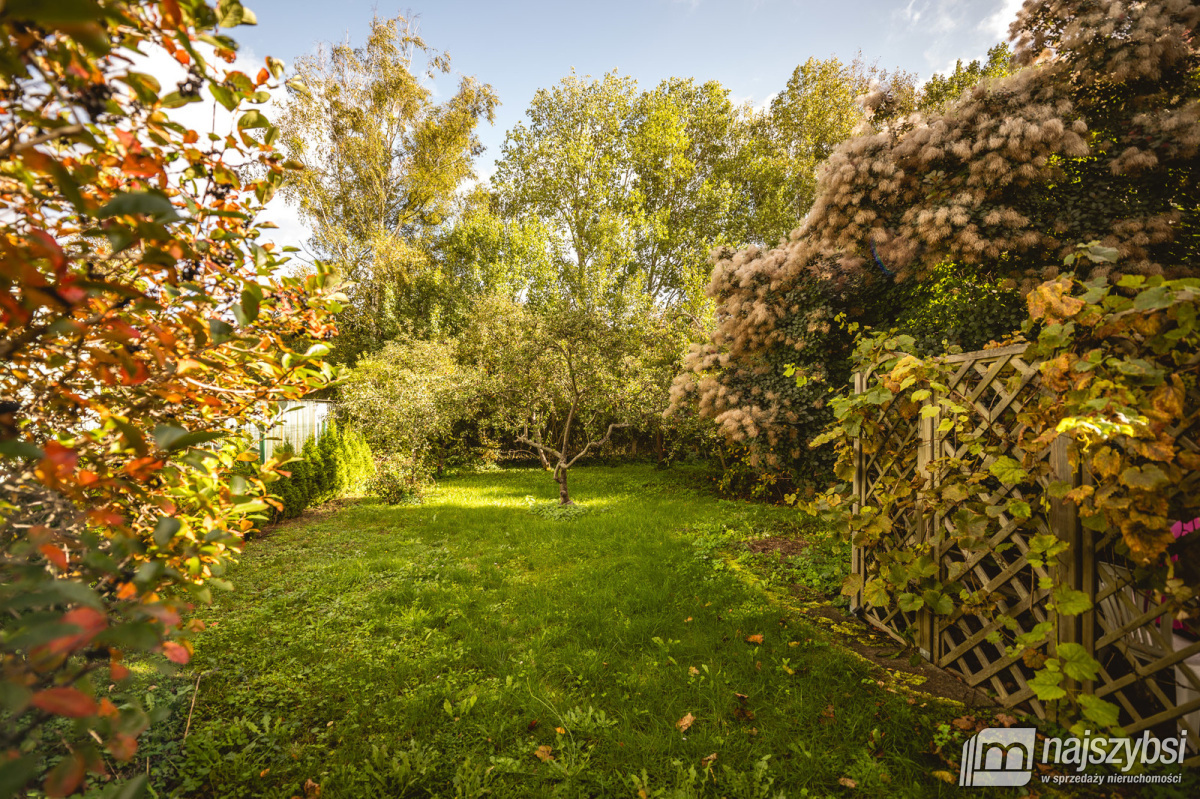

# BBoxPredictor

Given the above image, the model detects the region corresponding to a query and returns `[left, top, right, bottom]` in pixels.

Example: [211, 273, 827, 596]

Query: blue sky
[233, 0, 1023, 178]
[215, 0, 1023, 252]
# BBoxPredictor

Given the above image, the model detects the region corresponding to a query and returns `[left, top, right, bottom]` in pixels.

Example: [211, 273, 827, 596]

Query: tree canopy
[276, 13, 497, 361]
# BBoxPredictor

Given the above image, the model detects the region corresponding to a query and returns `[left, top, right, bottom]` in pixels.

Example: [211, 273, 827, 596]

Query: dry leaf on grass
[555, 726, 566, 735]
[676, 712, 695, 732]
[534, 745, 554, 762]
[745, 634, 764, 644]
[701, 753, 718, 769]
[932, 770, 956, 784]
[689, 666, 699, 675]
[838, 777, 857, 788]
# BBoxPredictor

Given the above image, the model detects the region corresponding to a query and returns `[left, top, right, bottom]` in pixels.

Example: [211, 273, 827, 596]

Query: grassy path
[136, 465, 972, 798]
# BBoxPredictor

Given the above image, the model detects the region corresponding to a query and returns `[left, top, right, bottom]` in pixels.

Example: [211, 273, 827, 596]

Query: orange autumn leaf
[108, 732, 138, 761]
[745, 634, 764, 644]
[43, 752, 86, 798]
[39, 544, 68, 570]
[162, 641, 190, 664]
[533, 745, 554, 762]
[555, 726, 566, 735]
[676, 712, 695, 732]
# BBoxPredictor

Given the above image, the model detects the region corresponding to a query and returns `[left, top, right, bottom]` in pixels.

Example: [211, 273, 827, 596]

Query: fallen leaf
[745, 634, 764, 644]
[932, 770, 956, 784]
[733, 707, 756, 721]
[260, 769, 270, 777]
[689, 666, 699, 675]
[303, 779, 321, 798]
[676, 712, 695, 732]
[701, 753, 718, 769]
[994, 713, 1019, 728]
[734, 692, 749, 704]
[555, 726, 566, 735]
[527, 719, 539, 731]
[685, 617, 693, 623]
[534, 745, 554, 762]
[951, 715, 976, 731]
[838, 777, 858, 788]
[748, 727, 758, 736]
[788, 640, 800, 647]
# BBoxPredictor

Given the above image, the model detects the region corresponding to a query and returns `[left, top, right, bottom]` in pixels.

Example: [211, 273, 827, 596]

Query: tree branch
[564, 422, 629, 469]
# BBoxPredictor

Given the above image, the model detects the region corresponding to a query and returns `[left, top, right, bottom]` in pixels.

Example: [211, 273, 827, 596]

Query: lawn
[123, 465, 987, 798]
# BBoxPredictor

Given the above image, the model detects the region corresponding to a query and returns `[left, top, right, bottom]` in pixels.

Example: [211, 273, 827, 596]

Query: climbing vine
[806, 246, 1199, 731]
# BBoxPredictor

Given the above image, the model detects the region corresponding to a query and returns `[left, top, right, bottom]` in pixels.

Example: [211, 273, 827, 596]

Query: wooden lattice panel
[852, 344, 1200, 765]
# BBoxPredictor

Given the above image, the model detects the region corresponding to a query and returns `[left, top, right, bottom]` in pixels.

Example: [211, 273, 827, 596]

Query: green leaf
[96, 191, 182, 222]
[233, 288, 260, 326]
[1028, 664, 1067, 701]
[1078, 694, 1120, 728]
[910, 389, 931, 402]
[897, 592, 925, 612]
[209, 82, 238, 112]
[863, 578, 890, 608]
[924, 590, 954, 615]
[920, 404, 940, 419]
[988, 456, 1029, 485]
[1052, 586, 1092, 616]
[0, 440, 44, 460]
[0, 755, 40, 799]
[153, 517, 181, 547]
[1006, 499, 1031, 519]
[1058, 643, 1100, 682]
[1118, 464, 1170, 491]
[217, 0, 258, 27]
[238, 109, 271, 130]
[840, 572, 864, 597]
[3, 0, 101, 24]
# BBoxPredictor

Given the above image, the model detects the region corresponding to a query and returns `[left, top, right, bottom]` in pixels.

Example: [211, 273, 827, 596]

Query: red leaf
[163, 641, 190, 664]
[108, 732, 138, 761]
[43, 607, 107, 654]
[44, 752, 86, 797]
[39, 544, 68, 570]
[32, 687, 98, 718]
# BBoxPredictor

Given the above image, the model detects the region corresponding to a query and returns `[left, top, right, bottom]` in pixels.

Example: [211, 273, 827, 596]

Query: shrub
[264, 423, 376, 521]
[364, 456, 432, 505]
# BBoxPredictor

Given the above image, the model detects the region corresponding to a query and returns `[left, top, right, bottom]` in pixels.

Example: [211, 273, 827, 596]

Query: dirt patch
[252, 497, 360, 539]
[745, 535, 811, 559]
[793, 591, 994, 710]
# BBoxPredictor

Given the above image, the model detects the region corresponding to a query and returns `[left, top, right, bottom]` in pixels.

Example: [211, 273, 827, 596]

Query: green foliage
[0, 2, 341, 793]
[276, 13, 499, 361]
[268, 423, 376, 521]
[917, 43, 1013, 113]
[121, 465, 984, 797]
[363, 455, 431, 505]
[806, 266, 1200, 734]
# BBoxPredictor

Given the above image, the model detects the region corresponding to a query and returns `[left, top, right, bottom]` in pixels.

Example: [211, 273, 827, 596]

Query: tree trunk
[436, 452, 444, 478]
[555, 463, 573, 505]
[655, 430, 664, 466]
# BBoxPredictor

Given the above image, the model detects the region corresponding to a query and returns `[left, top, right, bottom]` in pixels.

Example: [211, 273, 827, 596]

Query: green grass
[124, 465, 985, 798]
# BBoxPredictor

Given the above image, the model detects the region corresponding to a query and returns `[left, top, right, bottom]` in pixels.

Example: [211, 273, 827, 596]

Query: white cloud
[981, 0, 1025, 41]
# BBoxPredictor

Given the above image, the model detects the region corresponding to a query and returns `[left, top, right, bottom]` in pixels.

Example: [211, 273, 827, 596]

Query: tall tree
[277, 14, 497, 361]
[739, 55, 916, 247]
[493, 72, 744, 315]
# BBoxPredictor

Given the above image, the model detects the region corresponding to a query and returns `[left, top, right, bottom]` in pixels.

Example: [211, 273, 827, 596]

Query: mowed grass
[134, 465, 977, 798]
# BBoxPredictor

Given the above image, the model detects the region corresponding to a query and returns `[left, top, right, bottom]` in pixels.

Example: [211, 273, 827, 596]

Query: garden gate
[851, 343, 1200, 764]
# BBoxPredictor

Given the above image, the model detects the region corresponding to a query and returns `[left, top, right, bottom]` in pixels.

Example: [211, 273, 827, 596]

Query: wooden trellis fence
[851, 343, 1200, 764]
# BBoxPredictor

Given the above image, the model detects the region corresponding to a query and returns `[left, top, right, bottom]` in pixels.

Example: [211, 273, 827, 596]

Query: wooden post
[851, 372, 865, 614]
[1049, 434, 1082, 712]
[916, 389, 939, 661]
